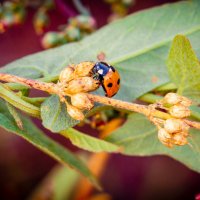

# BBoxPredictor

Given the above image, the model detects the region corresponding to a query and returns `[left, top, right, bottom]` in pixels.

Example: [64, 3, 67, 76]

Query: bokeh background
[0, 0, 200, 200]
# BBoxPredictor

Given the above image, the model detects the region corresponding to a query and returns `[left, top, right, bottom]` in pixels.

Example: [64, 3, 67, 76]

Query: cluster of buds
[41, 15, 96, 49]
[0, 1, 26, 33]
[58, 62, 100, 121]
[104, 0, 135, 22]
[154, 93, 192, 148]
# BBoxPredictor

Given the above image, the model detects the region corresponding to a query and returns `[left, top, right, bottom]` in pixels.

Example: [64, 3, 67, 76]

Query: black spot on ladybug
[107, 83, 113, 88]
[117, 79, 120, 85]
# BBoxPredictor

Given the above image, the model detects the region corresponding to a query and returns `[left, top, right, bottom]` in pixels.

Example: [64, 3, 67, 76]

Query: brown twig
[1, 72, 200, 132]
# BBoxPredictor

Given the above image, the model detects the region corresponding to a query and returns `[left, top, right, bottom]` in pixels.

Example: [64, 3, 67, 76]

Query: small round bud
[67, 104, 84, 121]
[164, 118, 190, 134]
[64, 77, 100, 95]
[158, 128, 173, 148]
[173, 133, 188, 146]
[71, 93, 94, 110]
[41, 32, 60, 48]
[64, 25, 81, 42]
[59, 66, 75, 84]
[74, 61, 95, 77]
[41, 32, 67, 49]
[179, 96, 192, 107]
[169, 105, 191, 118]
[163, 93, 181, 105]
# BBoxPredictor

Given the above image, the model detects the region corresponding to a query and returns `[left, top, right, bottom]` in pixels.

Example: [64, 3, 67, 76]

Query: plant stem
[0, 73, 59, 94]
[5, 75, 59, 91]
[1, 72, 200, 131]
[87, 94, 171, 120]
[73, 0, 90, 15]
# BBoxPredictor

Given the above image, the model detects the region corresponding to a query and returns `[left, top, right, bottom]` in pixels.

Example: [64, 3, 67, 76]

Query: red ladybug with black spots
[92, 62, 120, 97]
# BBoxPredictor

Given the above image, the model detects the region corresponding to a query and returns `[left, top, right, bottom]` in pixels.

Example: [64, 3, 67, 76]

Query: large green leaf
[167, 35, 200, 103]
[2, 1, 200, 102]
[0, 99, 100, 189]
[106, 113, 200, 173]
[61, 128, 119, 153]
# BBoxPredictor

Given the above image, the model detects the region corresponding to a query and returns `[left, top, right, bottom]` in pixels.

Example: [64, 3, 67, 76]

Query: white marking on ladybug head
[98, 69, 103, 75]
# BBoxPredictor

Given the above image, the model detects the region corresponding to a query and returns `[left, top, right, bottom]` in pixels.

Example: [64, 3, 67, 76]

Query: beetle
[92, 62, 120, 97]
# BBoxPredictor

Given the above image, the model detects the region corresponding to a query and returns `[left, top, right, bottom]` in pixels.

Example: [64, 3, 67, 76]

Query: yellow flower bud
[169, 105, 191, 118]
[158, 128, 173, 148]
[71, 93, 94, 110]
[59, 66, 75, 84]
[67, 104, 84, 120]
[172, 132, 188, 146]
[74, 61, 95, 77]
[64, 77, 100, 95]
[164, 118, 189, 134]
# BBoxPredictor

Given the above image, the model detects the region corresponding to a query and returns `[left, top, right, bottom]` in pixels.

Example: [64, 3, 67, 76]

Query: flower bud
[169, 105, 191, 118]
[164, 118, 189, 134]
[41, 32, 67, 49]
[59, 66, 75, 84]
[64, 25, 81, 42]
[64, 77, 100, 95]
[173, 132, 188, 146]
[163, 93, 181, 105]
[158, 128, 173, 148]
[74, 61, 95, 77]
[71, 93, 94, 110]
[67, 104, 84, 120]
[163, 93, 192, 107]
[179, 96, 192, 107]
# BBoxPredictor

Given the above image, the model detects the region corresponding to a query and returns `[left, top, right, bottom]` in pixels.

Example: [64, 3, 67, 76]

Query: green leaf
[41, 95, 119, 152]
[0, 99, 100, 189]
[60, 128, 119, 153]
[0, 83, 40, 117]
[2, 1, 200, 101]
[167, 35, 200, 102]
[106, 113, 200, 173]
[40, 95, 78, 132]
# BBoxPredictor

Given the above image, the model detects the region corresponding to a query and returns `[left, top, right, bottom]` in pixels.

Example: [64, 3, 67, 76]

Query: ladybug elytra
[92, 62, 120, 97]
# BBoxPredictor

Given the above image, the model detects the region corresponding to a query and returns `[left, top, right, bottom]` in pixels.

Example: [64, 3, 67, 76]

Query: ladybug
[92, 62, 120, 97]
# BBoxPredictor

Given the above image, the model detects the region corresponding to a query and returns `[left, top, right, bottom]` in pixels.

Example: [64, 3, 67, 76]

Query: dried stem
[1, 73, 200, 131]
[0, 73, 59, 94]
[87, 94, 171, 120]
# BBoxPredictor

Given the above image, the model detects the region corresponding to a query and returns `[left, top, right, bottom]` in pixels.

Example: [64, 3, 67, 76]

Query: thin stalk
[5, 75, 59, 91]
[0, 73, 59, 94]
[73, 0, 90, 15]
[87, 94, 171, 120]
